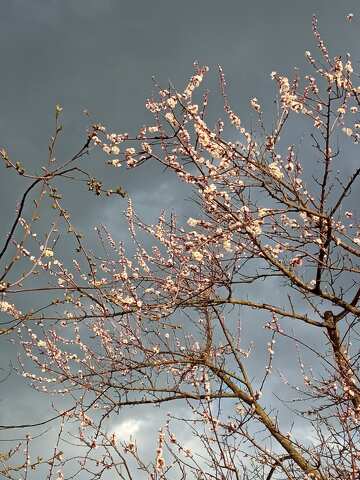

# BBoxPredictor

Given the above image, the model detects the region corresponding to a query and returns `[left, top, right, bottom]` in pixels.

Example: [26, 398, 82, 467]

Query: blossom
[1, 301, 16, 314]
[187, 217, 198, 227]
[156, 456, 165, 470]
[125, 147, 136, 156]
[250, 97, 261, 112]
[290, 256, 303, 267]
[43, 248, 54, 257]
[268, 162, 284, 180]
[192, 251, 203, 261]
[345, 61, 353, 74]
[223, 240, 232, 252]
[0, 301, 22, 319]
[227, 109, 241, 128]
[342, 127, 353, 137]
[247, 220, 262, 236]
[122, 296, 135, 305]
[203, 184, 217, 194]
[37, 340, 47, 348]
[166, 97, 177, 109]
[141, 142, 152, 154]
[125, 147, 137, 167]
[110, 159, 121, 167]
[258, 208, 271, 218]
[164, 112, 178, 127]
[111, 145, 120, 155]
[188, 104, 198, 115]
[235, 403, 245, 415]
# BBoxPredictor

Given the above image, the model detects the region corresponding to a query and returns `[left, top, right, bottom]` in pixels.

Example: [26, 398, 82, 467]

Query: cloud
[112, 418, 144, 440]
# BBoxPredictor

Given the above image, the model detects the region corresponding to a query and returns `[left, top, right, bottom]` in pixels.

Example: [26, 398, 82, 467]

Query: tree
[1, 15, 360, 480]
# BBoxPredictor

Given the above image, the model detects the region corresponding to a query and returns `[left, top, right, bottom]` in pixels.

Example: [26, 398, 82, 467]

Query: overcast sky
[1, 0, 360, 475]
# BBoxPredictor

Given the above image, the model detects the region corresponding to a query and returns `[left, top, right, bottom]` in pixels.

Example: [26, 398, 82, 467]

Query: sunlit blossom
[187, 217, 198, 227]
[268, 162, 284, 179]
[192, 251, 203, 261]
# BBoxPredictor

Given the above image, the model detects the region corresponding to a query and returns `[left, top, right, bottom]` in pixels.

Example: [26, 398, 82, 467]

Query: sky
[1, 0, 360, 476]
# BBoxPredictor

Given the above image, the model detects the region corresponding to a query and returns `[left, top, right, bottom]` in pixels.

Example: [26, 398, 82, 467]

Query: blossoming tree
[1, 16, 360, 480]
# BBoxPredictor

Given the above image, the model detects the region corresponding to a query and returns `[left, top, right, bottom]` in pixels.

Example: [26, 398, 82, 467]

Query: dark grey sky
[1, 0, 358, 224]
[1, 0, 359, 213]
[1, 0, 360, 474]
